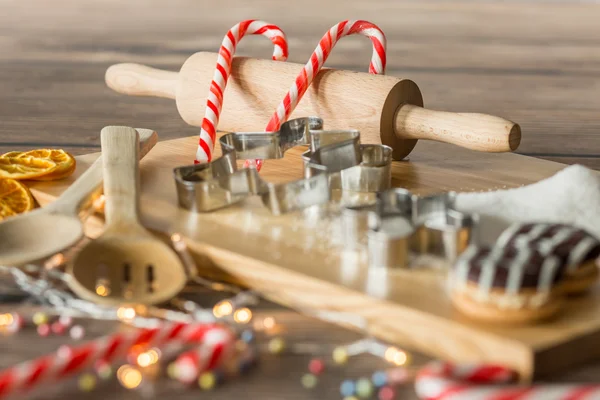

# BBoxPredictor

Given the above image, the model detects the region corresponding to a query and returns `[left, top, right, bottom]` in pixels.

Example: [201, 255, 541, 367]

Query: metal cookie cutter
[173, 117, 392, 215]
[301, 132, 392, 193]
[341, 189, 477, 269]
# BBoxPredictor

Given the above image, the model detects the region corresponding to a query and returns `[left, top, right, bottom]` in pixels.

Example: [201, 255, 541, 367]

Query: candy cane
[173, 334, 256, 384]
[196, 20, 288, 164]
[243, 19, 386, 170]
[415, 361, 600, 400]
[0, 322, 233, 398]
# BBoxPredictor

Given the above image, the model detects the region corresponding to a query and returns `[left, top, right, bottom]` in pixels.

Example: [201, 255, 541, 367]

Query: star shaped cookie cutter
[341, 188, 478, 269]
[173, 117, 392, 215]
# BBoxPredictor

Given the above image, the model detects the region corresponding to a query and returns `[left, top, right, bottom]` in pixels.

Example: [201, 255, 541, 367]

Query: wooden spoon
[0, 128, 158, 267]
[67, 126, 187, 305]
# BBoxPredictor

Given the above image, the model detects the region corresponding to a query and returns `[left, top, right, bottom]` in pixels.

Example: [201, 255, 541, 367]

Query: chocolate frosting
[499, 223, 600, 264]
[453, 222, 600, 292]
[463, 246, 567, 289]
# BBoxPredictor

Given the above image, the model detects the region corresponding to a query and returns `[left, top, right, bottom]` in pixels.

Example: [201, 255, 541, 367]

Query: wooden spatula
[0, 128, 158, 267]
[67, 126, 187, 305]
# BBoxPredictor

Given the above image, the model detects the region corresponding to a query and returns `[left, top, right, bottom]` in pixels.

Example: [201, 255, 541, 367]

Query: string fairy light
[117, 307, 136, 321]
[136, 349, 161, 368]
[212, 300, 233, 318]
[0, 314, 14, 327]
[117, 365, 143, 389]
[233, 308, 252, 324]
[0, 234, 417, 400]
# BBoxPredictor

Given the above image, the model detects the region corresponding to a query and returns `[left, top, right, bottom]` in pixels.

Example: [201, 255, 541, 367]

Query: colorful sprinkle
[70, 325, 85, 340]
[198, 372, 216, 390]
[268, 337, 285, 354]
[95, 360, 112, 380]
[37, 323, 50, 337]
[372, 370, 388, 387]
[78, 373, 97, 392]
[378, 386, 396, 400]
[241, 329, 255, 343]
[167, 363, 178, 380]
[58, 315, 73, 327]
[32, 312, 48, 326]
[340, 379, 356, 397]
[333, 347, 349, 365]
[386, 367, 410, 385]
[56, 345, 73, 359]
[51, 321, 65, 335]
[308, 358, 325, 375]
[356, 378, 374, 398]
[301, 373, 318, 389]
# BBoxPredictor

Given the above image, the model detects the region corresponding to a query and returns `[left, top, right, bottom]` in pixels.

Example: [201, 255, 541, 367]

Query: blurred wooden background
[2, 0, 600, 167]
[2, 1, 600, 399]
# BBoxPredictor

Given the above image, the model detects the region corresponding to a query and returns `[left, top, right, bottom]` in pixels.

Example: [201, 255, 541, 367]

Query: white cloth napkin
[454, 164, 600, 239]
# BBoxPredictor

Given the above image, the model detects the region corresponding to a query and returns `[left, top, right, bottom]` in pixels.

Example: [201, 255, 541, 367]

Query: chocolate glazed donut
[449, 223, 600, 325]
[496, 223, 600, 294]
[450, 245, 566, 324]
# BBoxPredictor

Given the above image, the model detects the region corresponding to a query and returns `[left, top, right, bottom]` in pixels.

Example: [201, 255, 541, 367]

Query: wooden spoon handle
[101, 126, 142, 229]
[48, 129, 157, 216]
[395, 104, 521, 152]
[105, 63, 177, 99]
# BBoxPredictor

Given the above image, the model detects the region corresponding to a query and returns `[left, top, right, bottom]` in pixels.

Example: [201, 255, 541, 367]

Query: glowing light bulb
[137, 353, 152, 368]
[117, 307, 136, 321]
[95, 284, 109, 297]
[384, 347, 408, 366]
[212, 301, 233, 318]
[117, 365, 143, 389]
[392, 351, 407, 366]
[0, 314, 14, 327]
[233, 308, 252, 324]
[137, 349, 161, 367]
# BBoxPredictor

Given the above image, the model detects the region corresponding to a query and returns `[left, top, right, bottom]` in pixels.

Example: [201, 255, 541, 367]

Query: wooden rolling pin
[105, 52, 521, 160]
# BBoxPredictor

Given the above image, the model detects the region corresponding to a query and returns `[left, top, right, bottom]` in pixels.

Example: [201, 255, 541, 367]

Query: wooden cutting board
[29, 136, 600, 381]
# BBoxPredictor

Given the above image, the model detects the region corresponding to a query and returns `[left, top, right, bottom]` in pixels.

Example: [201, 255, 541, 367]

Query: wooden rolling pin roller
[105, 52, 521, 160]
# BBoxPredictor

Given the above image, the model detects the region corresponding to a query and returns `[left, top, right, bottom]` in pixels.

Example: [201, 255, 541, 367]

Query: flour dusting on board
[455, 165, 600, 239]
[199, 194, 374, 256]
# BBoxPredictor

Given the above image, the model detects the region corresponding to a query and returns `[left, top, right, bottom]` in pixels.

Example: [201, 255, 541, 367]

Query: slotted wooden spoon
[0, 128, 158, 267]
[67, 126, 187, 305]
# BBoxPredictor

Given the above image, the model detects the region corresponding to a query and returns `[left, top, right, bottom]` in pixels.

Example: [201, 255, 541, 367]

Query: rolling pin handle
[394, 104, 521, 152]
[105, 63, 178, 99]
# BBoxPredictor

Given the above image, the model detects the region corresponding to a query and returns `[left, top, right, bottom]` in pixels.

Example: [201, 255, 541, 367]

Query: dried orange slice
[1, 151, 22, 158]
[0, 156, 57, 180]
[20, 149, 76, 181]
[0, 178, 35, 220]
[0, 149, 76, 181]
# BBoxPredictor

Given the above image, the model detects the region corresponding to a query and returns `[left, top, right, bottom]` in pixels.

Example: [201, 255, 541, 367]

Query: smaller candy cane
[415, 361, 600, 400]
[174, 335, 256, 384]
[0, 322, 233, 398]
[196, 20, 288, 163]
[243, 20, 386, 170]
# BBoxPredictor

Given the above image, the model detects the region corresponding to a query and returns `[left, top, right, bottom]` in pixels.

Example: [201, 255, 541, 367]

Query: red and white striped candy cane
[0, 322, 233, 398]
[243, 19, 386, 170]
[196, 20, 288, 164]
[415, 361, 600, 400]
[171, 327, 236, 384]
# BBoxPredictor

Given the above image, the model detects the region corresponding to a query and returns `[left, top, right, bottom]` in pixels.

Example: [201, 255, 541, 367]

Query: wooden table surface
[2, 0, 600, 398]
